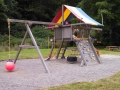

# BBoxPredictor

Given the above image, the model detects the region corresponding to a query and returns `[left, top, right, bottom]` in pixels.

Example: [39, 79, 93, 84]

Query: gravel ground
[0, 54, 120, 90]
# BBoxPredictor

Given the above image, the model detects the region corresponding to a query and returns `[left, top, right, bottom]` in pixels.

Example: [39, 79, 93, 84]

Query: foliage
[32, 25, 54, 38]
[78, 0, 120, 46]
[0, 0, 8, 21]
[32, 25, 54, 48]
[0, 0, 120, 46]
[10, 23, 26, 37]
[0, 0, 19, 34]
[0, 0, 79, 35]
[0, 0, 8, 34]
[15, 0, 79, 21]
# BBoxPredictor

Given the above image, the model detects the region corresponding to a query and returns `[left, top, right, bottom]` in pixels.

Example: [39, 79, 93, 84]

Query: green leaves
[32, 25, 54, 38]
[96, 1, 115, 19]
[78, 0, 120, 46]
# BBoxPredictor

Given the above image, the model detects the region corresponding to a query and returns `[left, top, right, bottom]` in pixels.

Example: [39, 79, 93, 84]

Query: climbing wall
[75, 39, 101, 66]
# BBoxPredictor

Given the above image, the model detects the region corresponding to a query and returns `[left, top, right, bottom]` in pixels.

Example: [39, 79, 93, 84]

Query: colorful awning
[51, 5, 103, 26]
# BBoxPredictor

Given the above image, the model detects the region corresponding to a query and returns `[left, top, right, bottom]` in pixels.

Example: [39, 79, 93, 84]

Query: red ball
[5, 60, 15, 71]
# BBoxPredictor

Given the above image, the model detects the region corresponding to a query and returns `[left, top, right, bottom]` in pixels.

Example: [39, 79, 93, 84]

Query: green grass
[0, 47, 120, 61]
[0, 48, 70, 61]
[38, 72, 120, 90]
[0, 49, 52, 61]
[100, 49, 120, 55]
[97, 47, 120, 55]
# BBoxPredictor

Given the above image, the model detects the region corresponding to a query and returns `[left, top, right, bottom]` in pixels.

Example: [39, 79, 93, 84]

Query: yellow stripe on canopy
[57, 9, 71, 24]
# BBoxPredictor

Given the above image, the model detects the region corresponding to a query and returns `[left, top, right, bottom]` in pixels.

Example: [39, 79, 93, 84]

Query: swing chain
[7, 18, 11, 59]
[7, 18, 10, 29]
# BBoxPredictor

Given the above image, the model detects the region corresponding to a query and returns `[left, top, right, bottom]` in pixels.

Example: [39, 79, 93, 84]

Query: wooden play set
[7, 5, 103, 73]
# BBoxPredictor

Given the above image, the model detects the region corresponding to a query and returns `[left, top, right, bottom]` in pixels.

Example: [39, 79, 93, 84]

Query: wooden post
[62, 4, 64, 25]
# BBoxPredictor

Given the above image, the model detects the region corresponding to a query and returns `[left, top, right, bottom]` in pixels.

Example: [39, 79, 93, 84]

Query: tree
[0, 0, 8, 34]
[0, 0, 19, 34]
[0, 0, 81, 35]
[78, 0, 120, 46]
[0, 0, 8, 20]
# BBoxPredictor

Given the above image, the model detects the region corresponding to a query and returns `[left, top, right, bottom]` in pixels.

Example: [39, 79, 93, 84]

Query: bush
[32, 25, 54, 38]
[0, 25, 55, 51]
[10, 23, 26, 38]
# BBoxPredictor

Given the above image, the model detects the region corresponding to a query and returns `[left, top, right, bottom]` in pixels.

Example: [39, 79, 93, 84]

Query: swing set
[7, 18, 61, 74]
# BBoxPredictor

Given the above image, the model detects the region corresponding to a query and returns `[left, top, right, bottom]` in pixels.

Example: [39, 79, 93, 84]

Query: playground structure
[8, 5, 103, 73]
[47, 5, 103, 65]
[48, 24, 102, 66]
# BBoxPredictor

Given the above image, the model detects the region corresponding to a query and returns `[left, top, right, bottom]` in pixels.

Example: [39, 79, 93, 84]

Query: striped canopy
[51, 5, 103, 26]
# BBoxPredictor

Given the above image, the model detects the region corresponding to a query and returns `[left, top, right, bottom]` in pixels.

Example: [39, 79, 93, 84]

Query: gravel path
[0, 54, 120, 90]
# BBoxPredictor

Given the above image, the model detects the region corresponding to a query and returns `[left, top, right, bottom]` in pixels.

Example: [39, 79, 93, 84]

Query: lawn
[0, 47, 120, 61]
[0, 49, 51, 61]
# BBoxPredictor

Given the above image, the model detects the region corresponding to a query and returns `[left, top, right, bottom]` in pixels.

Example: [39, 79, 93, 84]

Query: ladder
[56, 41, 68, 59]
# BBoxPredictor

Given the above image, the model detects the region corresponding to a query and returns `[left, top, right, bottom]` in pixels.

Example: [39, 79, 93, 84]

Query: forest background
[0, 0, 120, 51]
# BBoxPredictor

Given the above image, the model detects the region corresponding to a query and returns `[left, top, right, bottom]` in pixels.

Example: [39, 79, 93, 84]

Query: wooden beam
[8, 18, 61, 25]
[19, 45, 38, 48]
